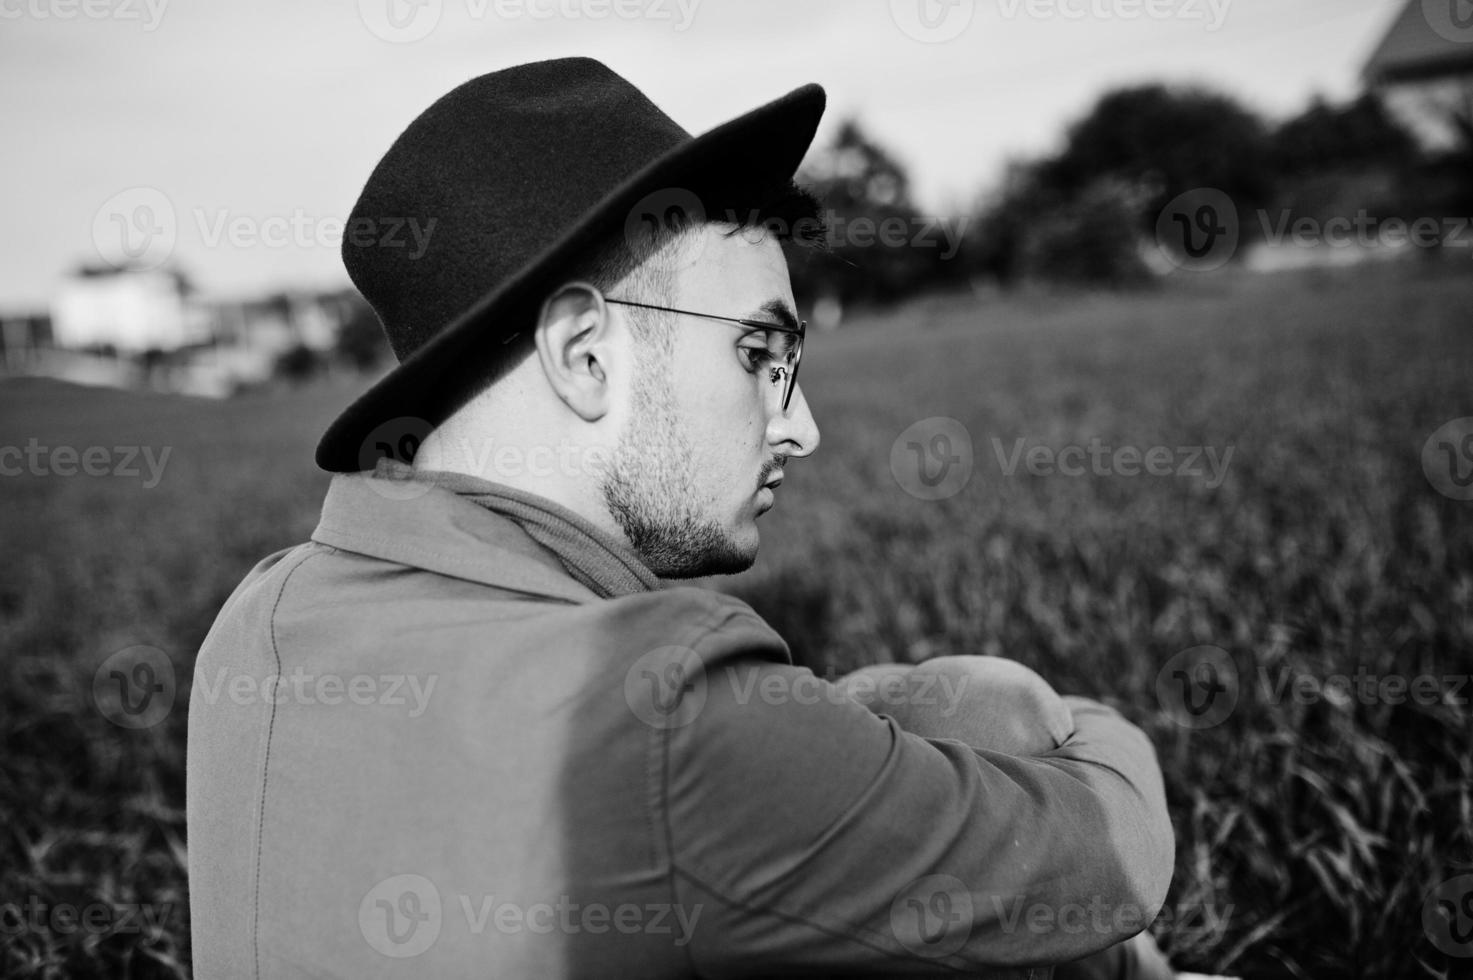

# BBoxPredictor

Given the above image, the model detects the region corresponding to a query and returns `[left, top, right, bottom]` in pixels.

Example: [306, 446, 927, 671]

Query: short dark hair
[490, 181, 828, 380]
[579, 180, 828, 292]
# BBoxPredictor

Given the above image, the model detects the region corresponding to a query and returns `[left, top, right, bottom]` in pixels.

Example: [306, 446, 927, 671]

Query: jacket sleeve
[649, 594, 1174, 978]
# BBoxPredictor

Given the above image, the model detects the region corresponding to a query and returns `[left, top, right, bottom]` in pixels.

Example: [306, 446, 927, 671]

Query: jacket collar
[311, 460, 662, 602]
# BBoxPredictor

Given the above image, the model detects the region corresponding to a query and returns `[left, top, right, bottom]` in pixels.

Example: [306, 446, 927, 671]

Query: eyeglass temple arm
[605, 298, 804, 335]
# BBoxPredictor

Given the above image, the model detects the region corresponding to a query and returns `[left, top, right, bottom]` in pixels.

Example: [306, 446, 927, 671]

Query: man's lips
[761, 470, 784, 490]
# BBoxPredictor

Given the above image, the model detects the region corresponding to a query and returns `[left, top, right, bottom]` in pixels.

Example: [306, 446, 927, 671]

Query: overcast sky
[0, 0, 1405, 309]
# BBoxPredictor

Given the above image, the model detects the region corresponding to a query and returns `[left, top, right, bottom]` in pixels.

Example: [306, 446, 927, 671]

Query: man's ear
[533, 281, 620, 422]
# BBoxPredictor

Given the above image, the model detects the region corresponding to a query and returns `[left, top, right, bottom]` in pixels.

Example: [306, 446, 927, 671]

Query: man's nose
[768, 383, 819, 458]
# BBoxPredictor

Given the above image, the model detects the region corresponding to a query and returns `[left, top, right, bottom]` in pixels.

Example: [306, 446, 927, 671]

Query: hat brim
[315, 82, 826, 473]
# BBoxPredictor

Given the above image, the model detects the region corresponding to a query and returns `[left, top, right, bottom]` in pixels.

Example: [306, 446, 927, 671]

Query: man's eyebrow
[743, 299, 800, 332]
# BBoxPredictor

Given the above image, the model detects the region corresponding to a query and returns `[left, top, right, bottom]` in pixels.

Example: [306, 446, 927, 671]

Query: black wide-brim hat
[316, 57, 826, 472]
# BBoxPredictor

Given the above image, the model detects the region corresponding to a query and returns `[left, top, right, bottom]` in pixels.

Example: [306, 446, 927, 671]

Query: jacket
[187, 463, 1174, 978]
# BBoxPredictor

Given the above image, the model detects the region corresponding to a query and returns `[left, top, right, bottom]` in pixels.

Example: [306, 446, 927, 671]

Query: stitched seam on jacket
[649, 597, 758, 979]
[251, 548, 323, 980]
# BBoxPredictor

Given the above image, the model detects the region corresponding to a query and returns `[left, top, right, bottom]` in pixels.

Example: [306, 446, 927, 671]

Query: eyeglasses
[604, 297, 806, 412]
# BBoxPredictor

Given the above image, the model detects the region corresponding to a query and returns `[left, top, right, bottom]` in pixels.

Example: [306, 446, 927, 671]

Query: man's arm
[642, 593, 1175, 977]
[834, 657, 1180, 980]
[833, 656, 1075, 757]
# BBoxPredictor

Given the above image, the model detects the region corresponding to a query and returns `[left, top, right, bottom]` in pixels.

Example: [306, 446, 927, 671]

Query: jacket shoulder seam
[250, 547, 327, 980]
[649, 598, 775, 977]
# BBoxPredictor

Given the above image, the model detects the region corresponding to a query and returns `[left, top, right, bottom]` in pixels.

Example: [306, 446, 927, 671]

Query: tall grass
[1, 260, 1469, 977]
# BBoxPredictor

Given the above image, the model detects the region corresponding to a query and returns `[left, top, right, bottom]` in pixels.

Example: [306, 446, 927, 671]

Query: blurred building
[51, 265, 206, 353]
[0, 311, 51, 373]
[2, 264, 365, 396]
[1363, 0, 1473, 150]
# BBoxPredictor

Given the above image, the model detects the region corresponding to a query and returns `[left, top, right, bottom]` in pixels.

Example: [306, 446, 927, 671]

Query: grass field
[2, 259, 1470, 978]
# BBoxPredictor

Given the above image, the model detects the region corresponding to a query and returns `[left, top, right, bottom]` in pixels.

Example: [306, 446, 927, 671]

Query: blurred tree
[1418, 98, 1473, 226]
[1017, 177, 1155, 288]
[1038, 83, 1276, 234]
[795, 119, 959, 309]
[965, 160, 1057, 288]
[801, 118, 914, 214]
[274, 342, 322, 383]
[967, 83, 1277, 288]
[1271, 92, 1420, 177]
[1266, 93, 1426, 244]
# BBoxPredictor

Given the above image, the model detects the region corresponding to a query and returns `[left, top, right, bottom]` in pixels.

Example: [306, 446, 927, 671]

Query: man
[188, 57, 1176, 978]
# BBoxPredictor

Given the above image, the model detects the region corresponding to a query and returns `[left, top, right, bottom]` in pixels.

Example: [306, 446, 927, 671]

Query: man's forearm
[832, 658, 1176, 959]
[835, 656, 1075, 756]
